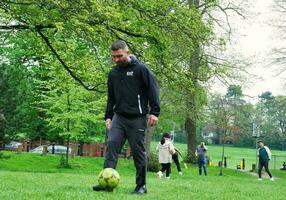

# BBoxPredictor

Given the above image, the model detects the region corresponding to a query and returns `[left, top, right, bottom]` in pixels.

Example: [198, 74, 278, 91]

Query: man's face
[111, 49, 130, 67]
[258, 142, 264, 148]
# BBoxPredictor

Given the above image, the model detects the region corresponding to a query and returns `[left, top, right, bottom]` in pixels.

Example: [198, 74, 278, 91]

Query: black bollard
[252, 163, 256, 171]
[242, 158, 245, 170]
[224, 157, 227, 168]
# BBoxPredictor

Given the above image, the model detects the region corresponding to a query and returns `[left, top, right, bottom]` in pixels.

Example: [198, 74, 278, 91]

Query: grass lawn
[0, 148, 286, 200]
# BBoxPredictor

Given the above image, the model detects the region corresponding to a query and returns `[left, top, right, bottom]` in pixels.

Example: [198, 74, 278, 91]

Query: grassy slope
[0, 148, 286, 200]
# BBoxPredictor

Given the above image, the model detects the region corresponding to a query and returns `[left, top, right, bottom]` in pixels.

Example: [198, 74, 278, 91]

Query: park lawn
[151, 142, 286, 170]
[0, 151, 286, 200]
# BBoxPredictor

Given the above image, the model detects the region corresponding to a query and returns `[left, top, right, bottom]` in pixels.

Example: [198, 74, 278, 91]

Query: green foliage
[226, 85, 243, 99]
[0, 0, 247, 156]
[147, 152, 160, 172]
[58, 154, 71, 168]
[202, 85, 256, 147]
[255, 92, 286, 149]
[0, 151, 10, 159]
[0, 32, 45, 141]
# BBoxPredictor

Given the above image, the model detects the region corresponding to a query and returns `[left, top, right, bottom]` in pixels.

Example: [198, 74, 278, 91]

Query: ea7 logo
[126, 71, 134, 76]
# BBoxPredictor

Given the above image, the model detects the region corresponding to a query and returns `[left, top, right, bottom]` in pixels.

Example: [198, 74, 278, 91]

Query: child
[156, 133, 175, 179]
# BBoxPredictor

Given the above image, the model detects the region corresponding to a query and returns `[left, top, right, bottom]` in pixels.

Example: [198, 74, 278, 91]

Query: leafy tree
[0, 31, 46, 142]
[204, 85, 254, 146]
[272, 0, 286, 76]
[273, 96, 286, 150]
[256, 92, 286, 149]
[0, 0, 247, 158]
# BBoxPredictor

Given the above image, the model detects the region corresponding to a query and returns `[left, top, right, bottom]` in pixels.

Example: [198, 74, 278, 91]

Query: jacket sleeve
[141, 66, 160, 117]
[169, 143, 175, 155]
[175, 147, 183, 157]
[257, 148, 260, 156]
[265, 146, 271, 159]
[104, 73, 115, 120]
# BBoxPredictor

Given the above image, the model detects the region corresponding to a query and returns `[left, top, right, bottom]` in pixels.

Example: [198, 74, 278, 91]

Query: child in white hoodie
[156, 132, 175, 179]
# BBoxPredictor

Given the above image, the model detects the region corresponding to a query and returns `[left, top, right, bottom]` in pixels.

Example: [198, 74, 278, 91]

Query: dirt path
[240, 170, 279, 180]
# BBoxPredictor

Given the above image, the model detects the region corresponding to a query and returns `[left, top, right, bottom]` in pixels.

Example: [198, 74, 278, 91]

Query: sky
[212, 0, 286, 101]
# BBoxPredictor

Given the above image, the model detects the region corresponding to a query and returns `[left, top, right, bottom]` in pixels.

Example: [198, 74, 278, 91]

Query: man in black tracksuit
[93, 40, 160, 194]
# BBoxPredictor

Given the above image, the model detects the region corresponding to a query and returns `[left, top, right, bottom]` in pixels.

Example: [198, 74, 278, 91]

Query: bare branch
[0, 24, 55, 31]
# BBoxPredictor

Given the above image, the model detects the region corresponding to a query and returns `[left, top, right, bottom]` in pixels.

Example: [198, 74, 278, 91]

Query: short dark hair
[161, 132, 171, 145]
[162, 132, 171, 138]
[257, 140, 264, 144]
[111, 40, 128, 51]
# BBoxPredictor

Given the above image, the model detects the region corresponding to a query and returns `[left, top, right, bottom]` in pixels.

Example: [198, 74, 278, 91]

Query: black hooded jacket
[105, 56, 160, 120]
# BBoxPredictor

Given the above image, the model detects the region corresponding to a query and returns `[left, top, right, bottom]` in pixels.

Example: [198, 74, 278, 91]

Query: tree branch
[0, 24, 55, 30]
[35, 28, 105, 93]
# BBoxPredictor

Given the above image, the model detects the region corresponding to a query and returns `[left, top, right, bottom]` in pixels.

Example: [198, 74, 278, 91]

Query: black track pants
[104, 114, 147, 186]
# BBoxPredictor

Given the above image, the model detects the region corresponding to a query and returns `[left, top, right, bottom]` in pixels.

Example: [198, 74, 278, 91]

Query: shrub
[58, 154, 71, 168]
[183, 152, 198, 164]
[0, 151, 10, 159]
[147, 152, 160, 172]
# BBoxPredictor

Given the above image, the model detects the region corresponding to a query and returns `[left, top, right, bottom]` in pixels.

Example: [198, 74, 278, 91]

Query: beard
[116, 60, 129, 67]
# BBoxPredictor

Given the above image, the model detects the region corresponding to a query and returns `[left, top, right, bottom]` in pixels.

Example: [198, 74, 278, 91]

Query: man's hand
[105, 118, 112, 129]
[148, 114, 158, 126]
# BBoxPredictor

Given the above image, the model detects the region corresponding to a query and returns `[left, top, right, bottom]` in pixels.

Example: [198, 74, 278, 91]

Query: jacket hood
[159, 139, 172, 147]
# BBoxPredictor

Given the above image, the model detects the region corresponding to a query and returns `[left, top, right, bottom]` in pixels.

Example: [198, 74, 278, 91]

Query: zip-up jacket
[105, 56, 160, 120]
[257, 146, 271, 160]
[156, 139, 175, 164]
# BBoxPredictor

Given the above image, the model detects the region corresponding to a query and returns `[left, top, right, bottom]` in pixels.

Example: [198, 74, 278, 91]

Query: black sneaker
[131, 185, 147, 195]
[92, 185, 113, 192]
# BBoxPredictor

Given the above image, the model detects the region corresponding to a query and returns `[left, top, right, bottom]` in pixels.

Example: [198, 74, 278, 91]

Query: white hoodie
[156, 139, 175, 164]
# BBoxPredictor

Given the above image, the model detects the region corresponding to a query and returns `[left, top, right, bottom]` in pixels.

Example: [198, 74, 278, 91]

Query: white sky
[212, 0, 286, 101]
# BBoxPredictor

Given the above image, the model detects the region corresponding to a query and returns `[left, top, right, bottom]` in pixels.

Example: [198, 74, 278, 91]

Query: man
[93, 40, 160, 194]
[257, 141, 273, 181]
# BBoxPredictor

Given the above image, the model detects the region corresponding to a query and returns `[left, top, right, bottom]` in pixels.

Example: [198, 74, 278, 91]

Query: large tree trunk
[185, 0, 200, 163]
[185, 62, 199, 162]
[66, 92, 71, 167]
[185, 114, 197, 163]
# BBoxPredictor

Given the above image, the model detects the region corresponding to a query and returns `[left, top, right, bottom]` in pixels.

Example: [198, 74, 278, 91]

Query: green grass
[0, 148, 286, 200]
